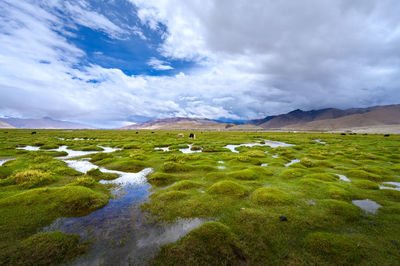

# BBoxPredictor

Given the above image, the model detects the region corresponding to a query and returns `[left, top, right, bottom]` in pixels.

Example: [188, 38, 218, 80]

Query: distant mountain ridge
[120, 104, 400, 131]
[247, 107, 373, 128]
[120, 117, 262, 130]
[0, 117, 95, 129]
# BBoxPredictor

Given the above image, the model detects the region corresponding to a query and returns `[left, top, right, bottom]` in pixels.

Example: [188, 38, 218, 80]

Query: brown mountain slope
[120, 117, 263, 130]
[284, 104, 400, 130]
[254, 108, 369, 129]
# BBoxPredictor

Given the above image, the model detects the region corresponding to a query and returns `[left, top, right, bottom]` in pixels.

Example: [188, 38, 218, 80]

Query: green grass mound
[346, 170, 382, 181]
[68, 176, 96, 187]
[304, 232, 363, 264]
[390, 164, 400, 173]
[90, 153, 113, 162]
[155, 191, 188, 201]
[300, 158, 315, 168]
[243, 150, 266, 158]
[86, 168, 118, 181]
[208, 180, 247, 196]
[326, 185, 351, 200]
[168, 180, 200, 190]
[228, 169, 258, 180]
[154, 222, 246, 266]
[307, 173, 338, 182]
[102, 158, 146, 172]
[8, 231, 86, 265]
[250, 167, 273, 176]
[0, 186, 108, 215]
[320, 199, 361, 221]
[353, 180, 379, 190]
[299, 178, 326, 187]
[361, 166, 390, 175]
[279, 168, 306, 179]
[381, 189, 400, 202]
[147, 172, 176, 186]
[4, 170, 56, 188]
[252, 187, 291, 205]
[162, 162, 191, 173]
[40, 144, 59, 150]
[80, 146, 104, 151]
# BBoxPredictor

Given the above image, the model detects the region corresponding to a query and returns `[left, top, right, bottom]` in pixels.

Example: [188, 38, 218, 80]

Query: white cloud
[147, 57, 174, 70]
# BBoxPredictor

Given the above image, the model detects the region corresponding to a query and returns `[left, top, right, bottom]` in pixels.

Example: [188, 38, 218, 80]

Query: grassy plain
[0, 129, 399, 265]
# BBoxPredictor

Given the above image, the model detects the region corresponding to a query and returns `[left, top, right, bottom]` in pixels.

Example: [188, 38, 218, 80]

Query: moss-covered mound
[228, 169, 258, 180]
[346, 170, 382, 181]
[307, 173, 338, 182]
[353, 180, 379, 190]
[304, 232, 363, 264]
[252, 187, 291, 205]
[147, 172, 176, 186]
[154, 222, 246, 265]
[320, 199, 361, 221]
[208, 181, 247, 196]
[1, 170, 56, 188]
[8, 231, 86, 265]
[168, 180, 200, 190]
[155, 191, 189, 201]
[279, 168, 306, 179]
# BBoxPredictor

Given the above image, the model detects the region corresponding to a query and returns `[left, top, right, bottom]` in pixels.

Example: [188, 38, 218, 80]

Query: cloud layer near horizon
[1, 0, 400, 127]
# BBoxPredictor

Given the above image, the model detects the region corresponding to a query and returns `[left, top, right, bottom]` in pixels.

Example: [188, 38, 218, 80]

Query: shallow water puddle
[217, 161, 226, 169]
[16, 145, 120, 159]
[0, 158, 14, 166]
[223, 139, 294, 153]
[352, 199, 381, 214]
[285, 159, 300, 167]
[154, 147, 170, 152]
[261, 163, 268, 166]
[32, 147, 207, 265]
[337, 174, 351, 182]
[313, 139, 326, 144]
[179, 144, 202, 153]
[16, 145, 40, 151]
[43, 160, 205, 265]
[379, 182, 400, 191]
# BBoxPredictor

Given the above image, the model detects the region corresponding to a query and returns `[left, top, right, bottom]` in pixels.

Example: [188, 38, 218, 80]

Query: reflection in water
[223, 139, 294, 153]
[154, 147, 170, 152]
[16, 145, 40, 151]
[285, 159, 300, 167]
[379, 182, 400, 191]
[337, 174, 351, 182]
[0, 158, 14, 166]
[43, 183, 206, 265]
[352, 199, 381, 214]
[43, 155, 205, 265]
[179, 144, 202, 153]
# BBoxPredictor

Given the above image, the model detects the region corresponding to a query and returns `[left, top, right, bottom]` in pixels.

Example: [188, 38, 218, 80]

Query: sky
[1, 0, 400, 128]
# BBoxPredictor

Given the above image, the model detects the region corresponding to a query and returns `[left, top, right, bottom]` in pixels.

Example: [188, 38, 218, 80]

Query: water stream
[16, 145, 206, 264]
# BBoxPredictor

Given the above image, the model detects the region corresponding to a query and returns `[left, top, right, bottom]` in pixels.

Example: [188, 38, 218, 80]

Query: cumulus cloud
[147, 57, 173, 70]
[1, 0, 400, 127]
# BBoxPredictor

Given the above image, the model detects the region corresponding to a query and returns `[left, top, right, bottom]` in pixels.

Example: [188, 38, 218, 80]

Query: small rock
[391, 240, 399, 246]
[279, 216, 288, 222]
[369, 222, 377, 226]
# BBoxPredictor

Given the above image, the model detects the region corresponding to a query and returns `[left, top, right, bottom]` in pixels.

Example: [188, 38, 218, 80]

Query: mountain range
[0, 117, 94, 129]
[1, 104, 399, 131]
[121, 104, 400, 132]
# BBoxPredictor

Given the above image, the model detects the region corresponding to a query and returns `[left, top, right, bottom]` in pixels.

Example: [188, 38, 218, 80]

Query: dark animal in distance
[189, 133, 195, 139]
[384, 134, 390, 137]
[31, 131, 36, 135]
